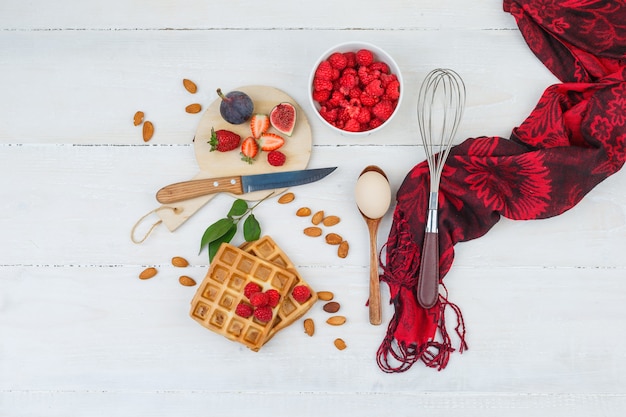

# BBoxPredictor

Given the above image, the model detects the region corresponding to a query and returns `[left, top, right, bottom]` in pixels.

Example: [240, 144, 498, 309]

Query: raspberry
[253, 306, 273, 323]
[343, 51, 357, 68]
[370, 61, 390, 74]
[313, 77, 333, 92]
[357, 65, 378, 86]
[328, 52, 348, 70]
[369, 117, 384, 130]
[380, 73, 398, 88]
[312, 89, 331, 103]
[249, 291, 269, 307]
[235, 302, 253, 318]
[355, 49, 374, 66]
[360, 91, 379, 107]
[348, 87, 362, 99]
[292, 285, 311, 303]
[314, 60, 333, 81]
[267, 150, 286, 167]
[319, 106, 338, 123]
[328, 91, 345, 107]
[364, 79, 384, 98]
[357, 106, 371, 124]
[343, 118, 361, 132]
[338, 73, 358, 94]
[244, 282, 262, 299]
[266, 289, 281, 308]
[385, 80, 400, 100]
[372, 99, 395, 121]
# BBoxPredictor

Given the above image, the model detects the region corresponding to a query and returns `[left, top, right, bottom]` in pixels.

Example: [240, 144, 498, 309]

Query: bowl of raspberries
[309, 42, 403, 136]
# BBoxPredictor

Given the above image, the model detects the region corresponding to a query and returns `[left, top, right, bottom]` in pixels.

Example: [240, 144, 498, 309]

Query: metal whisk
[416, 68, 466, 309]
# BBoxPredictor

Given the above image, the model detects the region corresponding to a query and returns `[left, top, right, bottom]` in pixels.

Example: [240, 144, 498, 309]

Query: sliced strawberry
[250, 114, 270, 139]
[240, 136, 259, 164]
[258, 132, 285, 152]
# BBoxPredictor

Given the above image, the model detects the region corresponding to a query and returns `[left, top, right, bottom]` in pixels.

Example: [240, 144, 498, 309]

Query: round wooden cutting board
[193, 85, 312, 200]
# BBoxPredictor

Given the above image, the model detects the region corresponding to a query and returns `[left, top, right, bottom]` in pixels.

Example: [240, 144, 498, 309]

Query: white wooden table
[2, 1, 626, 416]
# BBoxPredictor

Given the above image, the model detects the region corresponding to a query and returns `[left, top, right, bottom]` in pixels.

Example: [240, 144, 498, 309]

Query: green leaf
[243, 214, 261, 242]
[208, 223, 237, 261]
[227, 199, 248, 218]
[199, 218, 235, 254]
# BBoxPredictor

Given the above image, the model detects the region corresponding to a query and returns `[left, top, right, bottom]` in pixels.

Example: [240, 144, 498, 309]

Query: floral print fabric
[377, 0, 626, 372]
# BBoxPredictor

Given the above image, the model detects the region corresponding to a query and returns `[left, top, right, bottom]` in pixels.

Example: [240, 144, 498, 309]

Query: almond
[323, 301, 341, 313]
[325, 233, 343, 245]
[183, 78, 198, 94]
[303, 227, 322, 237]
[326, 316, 346, 326]
[171, 256, 189, 267]
[179, 275, 197, 286]
[337, 241, 349, 258]
[185, 103, 202, 114]
[278, 192, 295, 204]
[311, 210, 324, 225]
[303, 318, 315, 336]
[133, 111, 144, 126]
[296, 207, 311, 217]
[322, 215, 341, 227]
[317, 291, 334, 301]
[334, 338, 347, 350]
[142, 121, 154, 142]
[138, 267, 157, 280]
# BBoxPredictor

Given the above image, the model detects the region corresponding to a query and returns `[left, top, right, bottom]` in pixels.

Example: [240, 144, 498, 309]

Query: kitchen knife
[156, 167, 337, 204]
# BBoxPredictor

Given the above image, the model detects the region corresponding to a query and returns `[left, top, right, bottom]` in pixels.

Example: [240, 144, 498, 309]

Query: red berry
[343, 52, 357, 68]
[372, 99, 395, 122]
[328, 52, 348, 70]
[244, 282, 262, 299]
[266, 289, 281, 308]
[312, 89, 331, 103]
[356, 49, 374, 66]
[357, 107, 371, 124]
[209, 127, 241, 152]
[369, 117, 384, 129]
[235, 302, 253, 318]
[319, 106, 338, 123]
[249, 291, 269, 308]
[360, 91, 379, 107]
[314, 60, 334, 81]
[343, 118, 361, 132]
[385, 80, 400, 100]
[364, 79, 385, 98]
[292, 285, 311, 303]
[267, 150, 286, 167]
[253, 306, 273, 323]
[370, 61, 390, 74]
[313, 77, 333, 91]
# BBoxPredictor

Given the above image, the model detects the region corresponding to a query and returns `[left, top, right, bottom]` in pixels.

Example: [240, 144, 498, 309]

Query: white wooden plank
[0, 29, 555, 145]
[2, 391, 626, 417]
[1, 144, 625, 268]
[0, 0, 516, 30]
[1, 266, 625, 395]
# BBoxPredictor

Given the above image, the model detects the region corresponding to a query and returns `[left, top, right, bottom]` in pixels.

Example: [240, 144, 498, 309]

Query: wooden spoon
[355, 165, 392, 325]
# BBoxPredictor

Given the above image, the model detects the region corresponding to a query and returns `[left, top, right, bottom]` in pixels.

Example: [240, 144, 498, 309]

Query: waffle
[189, 242, 297, 351]
[239, 236, 318, 342]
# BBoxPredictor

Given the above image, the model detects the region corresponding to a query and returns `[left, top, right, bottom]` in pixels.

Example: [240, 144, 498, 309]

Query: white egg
[355, 171, 391, 219]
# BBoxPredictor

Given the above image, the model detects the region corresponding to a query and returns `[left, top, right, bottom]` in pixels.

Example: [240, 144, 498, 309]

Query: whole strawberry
[208, 127, 241, 152]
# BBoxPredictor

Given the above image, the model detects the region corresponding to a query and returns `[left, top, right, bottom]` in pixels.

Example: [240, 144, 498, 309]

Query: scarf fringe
[377, 286, 467, 373]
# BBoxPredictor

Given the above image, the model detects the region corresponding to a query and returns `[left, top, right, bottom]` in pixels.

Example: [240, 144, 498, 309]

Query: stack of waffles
[190, 236, 318, 351]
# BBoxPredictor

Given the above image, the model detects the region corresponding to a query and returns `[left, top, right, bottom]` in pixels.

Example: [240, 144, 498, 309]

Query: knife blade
[156, 167, 337, 204]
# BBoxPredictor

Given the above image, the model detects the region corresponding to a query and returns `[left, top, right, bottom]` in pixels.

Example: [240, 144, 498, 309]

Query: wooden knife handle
[417, 231, 439, 309]
[156, 176, 243, 204]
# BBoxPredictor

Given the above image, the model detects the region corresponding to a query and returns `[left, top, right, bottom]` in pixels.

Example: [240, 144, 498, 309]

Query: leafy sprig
[200, 194, 272, 261]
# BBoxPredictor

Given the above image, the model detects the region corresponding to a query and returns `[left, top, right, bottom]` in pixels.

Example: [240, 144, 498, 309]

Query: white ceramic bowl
[308, 41, 403, 137]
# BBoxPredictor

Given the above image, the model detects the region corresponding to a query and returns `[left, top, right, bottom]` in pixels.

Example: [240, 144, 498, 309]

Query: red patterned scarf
[378, 0, 626, 372]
